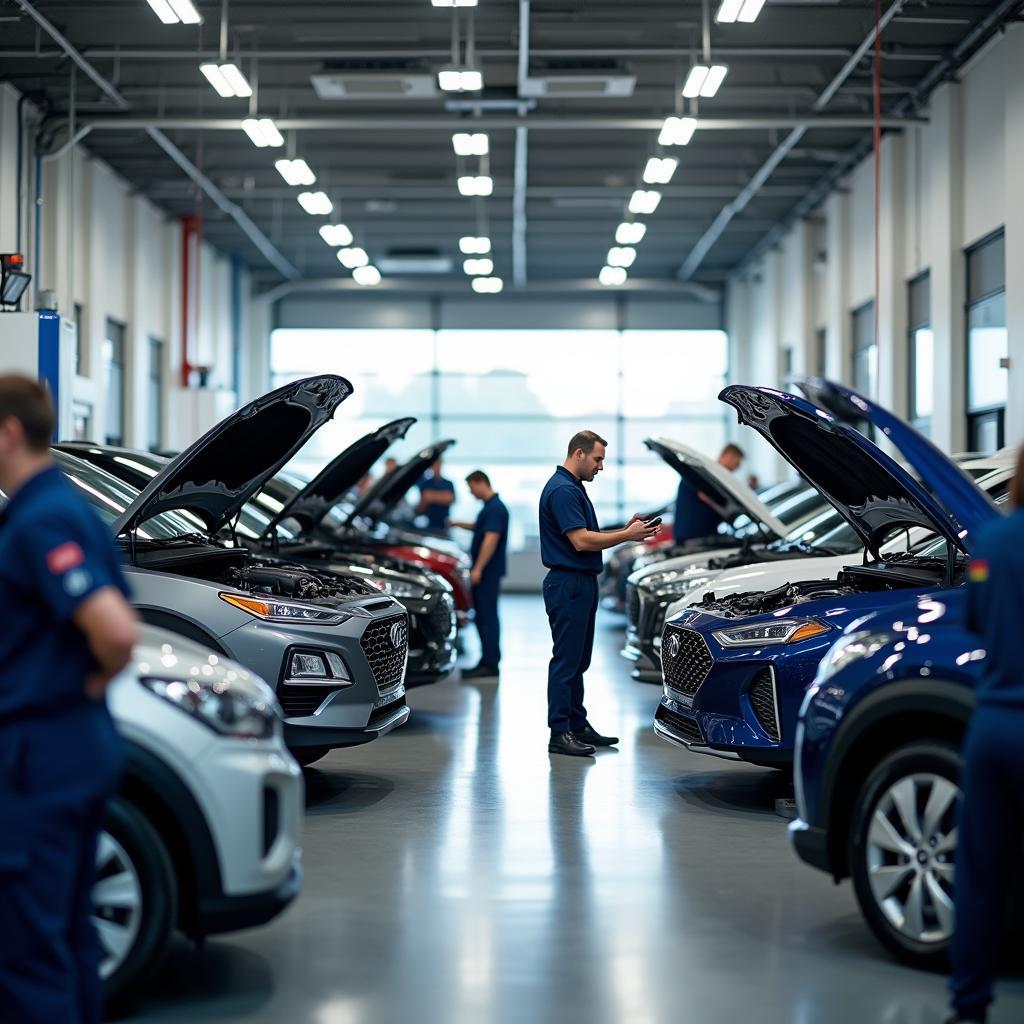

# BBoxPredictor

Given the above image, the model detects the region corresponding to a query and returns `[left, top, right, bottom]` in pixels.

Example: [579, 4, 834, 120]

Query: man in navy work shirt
[451, 470, 510, 679]
[0, 376, 137, 1023]
[673, 442, 744, 545]
[418, 457, 456, 532]
[947, 444, 1024, 1024]
[539, 430, 659, 756]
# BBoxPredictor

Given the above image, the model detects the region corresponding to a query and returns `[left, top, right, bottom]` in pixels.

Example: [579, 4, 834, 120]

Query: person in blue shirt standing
[451, 470, 510, 680]
[947, 444, 1024, 1024]
[673, 442, 744, 544]
[0, 376, 137, 1024]
[539, 430, 659, 757]
[417, 457, 456, 532]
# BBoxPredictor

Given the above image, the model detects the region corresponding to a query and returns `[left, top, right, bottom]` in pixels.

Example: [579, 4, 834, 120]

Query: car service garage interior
[2, 1, 1024, 1022]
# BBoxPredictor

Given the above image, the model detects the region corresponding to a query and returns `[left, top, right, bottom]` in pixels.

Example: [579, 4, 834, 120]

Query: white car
[97, 624, 303, 1002]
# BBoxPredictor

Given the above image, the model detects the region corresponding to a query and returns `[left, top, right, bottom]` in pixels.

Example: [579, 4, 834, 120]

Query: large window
[966, 231, 1007, 452]
[815, 327, 826, 377]
[908, 273, 933, 435]
[147, 337, 164, 452]
[851, 300, 877, 399]
[103, 318, 126, 446]
[270, 328, 729, 552]
[73, 303, 85, 376]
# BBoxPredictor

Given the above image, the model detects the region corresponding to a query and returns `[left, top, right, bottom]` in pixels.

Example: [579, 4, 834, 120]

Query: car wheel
[295, 746, 332, 768]
[96, 797, 177, 1003]
[848, 741, 960, 971]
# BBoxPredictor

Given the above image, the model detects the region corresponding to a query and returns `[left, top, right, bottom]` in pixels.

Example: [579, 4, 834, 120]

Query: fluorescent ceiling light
[463, 257, 494, 276]
[319, 224, 354, 247]
[275, 159, 316, 186]
[452, 132, 489, 157]
[607, 246, 637, 269]
[599, 266, 628, 287]
[683, 64, 728, 99]
[629, 189, 661, 214]
[432, 0, 479, 6]
[166, 0, 202, 21]
[471, 277, 504, 294]
[658, 116, 697, 146]
[438, 67, 483, 92]
[615, 222, 646, 245]
[338, 247, 369, 269]
[352, 266, 382, 286]
[716, 0, 766, 21]
[200, 62, 252, 98]
[297, 191, 333, 215]
[241, 117, 284, 148]
[458, 175, 493, 197]
[459, 236, 491, 254]
[146, 0, 180, 24]
[643, 157, 678, 185]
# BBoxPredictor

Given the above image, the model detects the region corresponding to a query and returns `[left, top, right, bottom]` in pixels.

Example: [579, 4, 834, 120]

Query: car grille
[748, 668, 781, 742]
[627, 583, 641, 631]
[278, 684, 331, 718]
[361, 614, 409, 695]
[655, 703, 705, 744]
[428, 592, 457, 640]
[660, 625, 714, 696]
[367, 694, 407, 729]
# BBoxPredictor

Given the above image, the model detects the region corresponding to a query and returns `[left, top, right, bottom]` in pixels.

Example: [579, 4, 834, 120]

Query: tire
[96, 796, 178, 1004]
[848, 741, 961, 971]
[294, 746, 331, 768]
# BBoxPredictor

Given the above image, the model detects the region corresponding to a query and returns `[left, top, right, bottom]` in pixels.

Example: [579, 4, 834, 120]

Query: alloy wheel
[92, 829, 144, 978]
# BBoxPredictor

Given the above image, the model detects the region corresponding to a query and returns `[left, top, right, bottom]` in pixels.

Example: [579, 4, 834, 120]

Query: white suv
[97, 624, 303, 1003]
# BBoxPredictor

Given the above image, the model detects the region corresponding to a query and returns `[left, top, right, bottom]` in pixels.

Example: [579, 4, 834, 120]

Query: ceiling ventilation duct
[520, 62, 635, 98]
[311, 73, 438, 100]
[377, 249, 454, 274]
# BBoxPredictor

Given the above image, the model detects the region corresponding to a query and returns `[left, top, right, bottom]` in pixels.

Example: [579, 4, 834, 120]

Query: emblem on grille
[667, 633, 681, 660]
[390, 620, 408, 650]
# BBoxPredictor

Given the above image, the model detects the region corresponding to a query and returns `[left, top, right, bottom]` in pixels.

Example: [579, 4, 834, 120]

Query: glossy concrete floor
[122, 596, 1024, 1024]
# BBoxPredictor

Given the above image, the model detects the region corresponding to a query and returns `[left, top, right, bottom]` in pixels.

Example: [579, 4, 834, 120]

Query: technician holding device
[539, 430, 659, 757]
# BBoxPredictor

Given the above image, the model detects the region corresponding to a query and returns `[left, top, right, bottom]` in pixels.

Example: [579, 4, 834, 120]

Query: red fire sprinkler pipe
[180, 215, 203, 387]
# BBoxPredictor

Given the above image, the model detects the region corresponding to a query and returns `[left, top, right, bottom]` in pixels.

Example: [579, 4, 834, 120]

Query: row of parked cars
[609, 379, 1008, 970]
[24, 374, 473, 1005]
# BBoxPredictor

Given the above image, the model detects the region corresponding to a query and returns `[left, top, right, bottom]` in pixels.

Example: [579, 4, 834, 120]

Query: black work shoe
[462, 664, 500, 679]
[575, 722, 619, 747]
[548, 731, 596, 757]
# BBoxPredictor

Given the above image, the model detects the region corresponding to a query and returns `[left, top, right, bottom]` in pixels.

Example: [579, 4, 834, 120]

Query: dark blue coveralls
[673, 479, 724, 545]
[471, 494, 510, 670]
[419, 473, 456, 531]
[0, 466, 129, 1023]
[539, 466, 602, 734]
[951, 507, 1024, 1022]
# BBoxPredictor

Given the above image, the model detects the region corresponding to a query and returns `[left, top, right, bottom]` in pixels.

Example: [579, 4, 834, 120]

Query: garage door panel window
[966, 231, 1006, 452]
[908, 273, 933, 435]
[103, 318, 126, 446]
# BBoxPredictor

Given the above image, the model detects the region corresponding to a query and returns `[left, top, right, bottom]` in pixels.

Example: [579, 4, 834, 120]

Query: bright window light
[615, 222, 646, 245]
[643, 156, 678, 185]
[241, 117, 284, 148]
[297, 191, 333, 215]
[167, 0, 202, 21]
[200, 62, 252, 98]
[319, 224, 354, 247]
[683, 64, 728, 98]
[607, 247, 636, 269]
[629, 190, 662, 214]
[658, 116, 697, 146]
[716, 0, 766, 21]
[472, 277, 504, 294]
[463, 258, 494, 276]
[438, 68, 484, 92]
[275, 159, 316, 186]
[599, 266, 628, 287]
[453, 132, 490, 157]
[352, 266, 382, 286]
[458, 175, 493, 197]
[460, 236, 491, 254]
[338, 247, 369, 269]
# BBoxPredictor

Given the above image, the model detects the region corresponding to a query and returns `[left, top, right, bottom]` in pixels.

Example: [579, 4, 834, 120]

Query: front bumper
[200, 855, 302, 935]
[404, 593, 457, 685]
[283, 690, 410, 749]
[788, 818, 831, 874]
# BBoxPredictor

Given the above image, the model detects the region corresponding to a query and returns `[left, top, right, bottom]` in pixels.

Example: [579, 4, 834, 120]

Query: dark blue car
[654, 381, 1000, 768]
[790, 586, 993, 968]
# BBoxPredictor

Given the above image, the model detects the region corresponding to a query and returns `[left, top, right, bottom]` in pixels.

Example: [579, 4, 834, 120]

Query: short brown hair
[722, 442, 745, 460]
[0, 375, 55, 451]
[567, 430, 608, 458]
[1011, 444, 1024, 510]
[466, 470, 491, 487]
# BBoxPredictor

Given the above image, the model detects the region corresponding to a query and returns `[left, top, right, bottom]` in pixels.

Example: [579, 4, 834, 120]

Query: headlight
[367, 578, 429, 600]
[815, 630, 895, 683]
[653, 575, 712, 599]
[139, 673, 278, 739]
[712, 617, 832, 648]
[219, 592, 349, 625]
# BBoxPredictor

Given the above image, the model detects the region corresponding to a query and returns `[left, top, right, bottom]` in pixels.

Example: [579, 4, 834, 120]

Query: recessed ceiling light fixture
[599, 266, 628, 287]
[471, 277, 504, 293]
[275, 159, 316, 186]
[658, 116, 698, 146]
[463, 258, 494, 276]
[643, 157, 678, 185]
[716, 0, 766, 22]
[297, 191, 333, 216]
[607, 246, 637, 269]
[241, 118, 284, 148]
[146, 0, 202, 23]
[338, 247, 370, 269]
[438, 67, 484, 92]
[200, 62, 252, 98]
[459, 236, 491, 254]
[628, 190, 662, 214]
[319, 224, 354, 247]
[452, 132, 490, 156]
[432, 0, 479, 6]
[353, 266, 382, 286]
[682, 64, 728, 99]
[458, 175, 493, 197]
[615, 222, 646, 245]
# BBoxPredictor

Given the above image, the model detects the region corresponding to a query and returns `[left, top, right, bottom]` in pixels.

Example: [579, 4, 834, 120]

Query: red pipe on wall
[180, 215, 203, 387]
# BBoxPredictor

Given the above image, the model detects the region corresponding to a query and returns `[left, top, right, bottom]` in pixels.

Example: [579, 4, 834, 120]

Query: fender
[134, 606, 230, 656]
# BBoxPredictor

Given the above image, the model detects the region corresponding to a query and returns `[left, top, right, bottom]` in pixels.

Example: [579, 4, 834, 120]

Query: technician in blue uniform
[673, 442, 744, 544]
[948, 445, 1024, 1024]
[539, 430, 658, 757]
[417, 457, 456, 532]
[451, 470, 509, 679]
[0, 376, 137, 1023]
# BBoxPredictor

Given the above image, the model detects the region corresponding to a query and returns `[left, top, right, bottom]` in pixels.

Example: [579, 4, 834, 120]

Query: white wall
[728, 24, 1024, 457]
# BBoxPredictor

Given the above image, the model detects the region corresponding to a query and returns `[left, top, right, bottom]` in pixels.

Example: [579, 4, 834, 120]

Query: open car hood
[794, 378, 999, 549]
[345, 438, 456, 527]
[719, 384, 988, 557]
[261, 417, 416, 539]
[645, 437, 787, 539]
[112, 375, 352, 537]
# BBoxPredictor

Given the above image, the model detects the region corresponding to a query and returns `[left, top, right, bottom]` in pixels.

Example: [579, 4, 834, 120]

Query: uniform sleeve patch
[968, 559, 990, 584]
[46, 541, 85, 575]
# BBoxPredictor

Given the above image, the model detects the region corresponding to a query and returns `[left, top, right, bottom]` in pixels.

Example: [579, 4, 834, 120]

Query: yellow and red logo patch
[46, 541, 84, 576]
[968, 558, 990, 584]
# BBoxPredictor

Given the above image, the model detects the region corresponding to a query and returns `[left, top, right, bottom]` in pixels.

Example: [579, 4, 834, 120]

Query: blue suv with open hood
[654, 381, 999, 768]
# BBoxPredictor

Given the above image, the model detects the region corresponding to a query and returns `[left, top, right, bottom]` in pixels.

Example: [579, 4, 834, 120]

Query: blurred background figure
[417, 457, 455, 533]
[673, 442, 744, 544]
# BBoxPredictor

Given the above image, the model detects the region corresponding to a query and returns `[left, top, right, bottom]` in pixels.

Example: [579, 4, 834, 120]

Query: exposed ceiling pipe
[512, 0, 530, 288]
[677, 0, 907, 281]
[13, 0, 298, 280]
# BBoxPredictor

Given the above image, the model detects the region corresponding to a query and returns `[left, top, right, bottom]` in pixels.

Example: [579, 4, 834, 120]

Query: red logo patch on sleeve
[46, 541, 85, 575]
